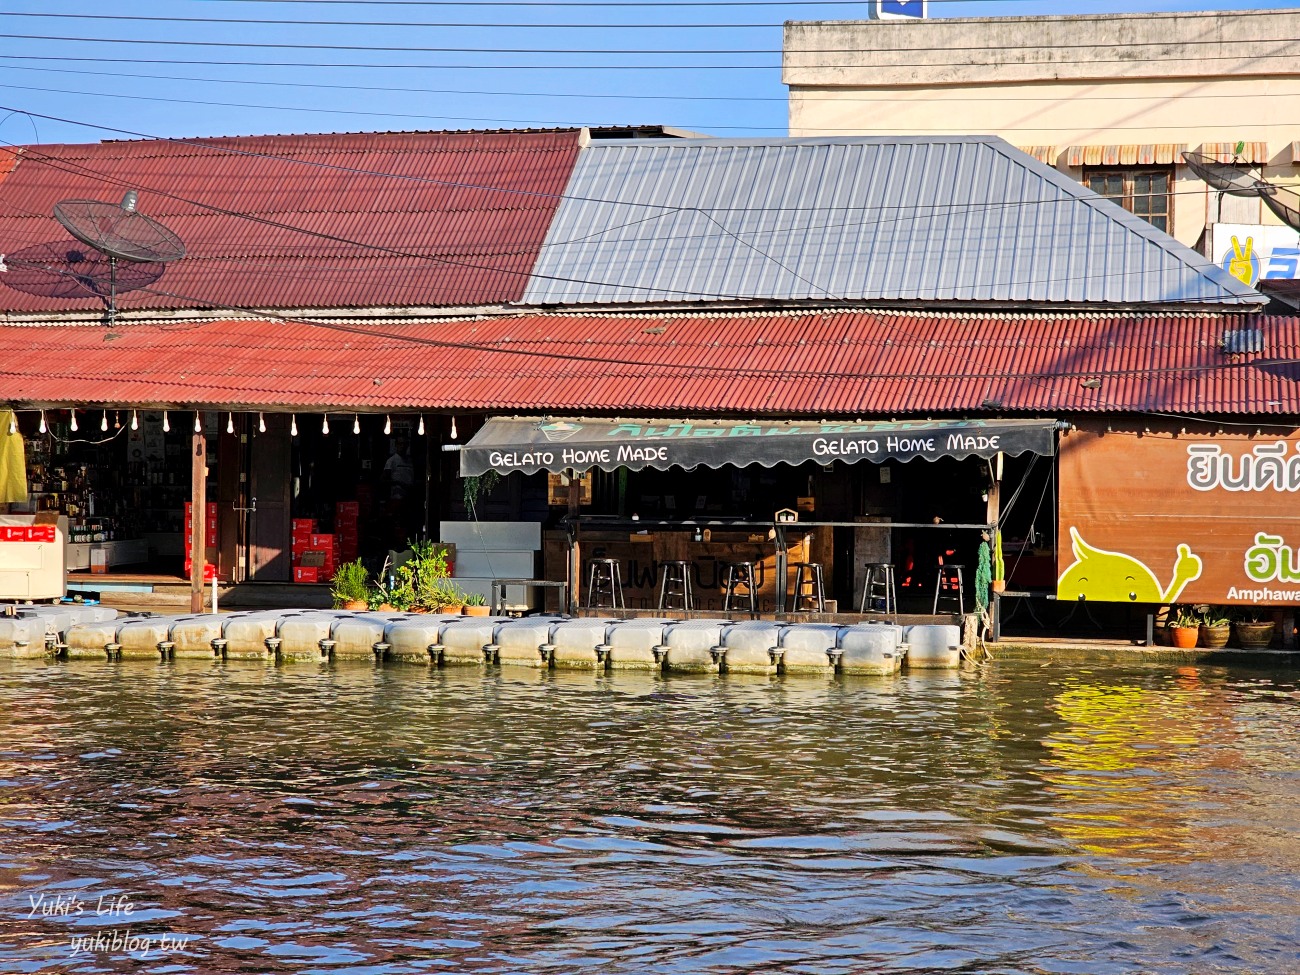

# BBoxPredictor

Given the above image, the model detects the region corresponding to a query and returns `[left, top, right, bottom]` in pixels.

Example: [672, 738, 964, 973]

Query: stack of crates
[183, 502, 219, 581]
[291, 518, 318, 583]
[335, 502, 359, 565]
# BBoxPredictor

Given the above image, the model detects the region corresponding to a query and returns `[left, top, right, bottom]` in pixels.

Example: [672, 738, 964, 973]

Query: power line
[9, 28, 1300, 56]
[7, 61, 1295, 105]
[8, 78, 1300, 133]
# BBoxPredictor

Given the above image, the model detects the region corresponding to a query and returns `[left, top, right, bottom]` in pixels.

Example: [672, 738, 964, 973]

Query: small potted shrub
[1233, 610, 1276, 650]
[1198, 608, 1231, 649]
[462, 591, 490, 617]
[330, 560, 370, 611]
[1167, 605, 1200, 648]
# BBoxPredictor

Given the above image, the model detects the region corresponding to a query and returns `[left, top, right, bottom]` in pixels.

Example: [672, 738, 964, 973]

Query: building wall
[784, 10, 1300, 250]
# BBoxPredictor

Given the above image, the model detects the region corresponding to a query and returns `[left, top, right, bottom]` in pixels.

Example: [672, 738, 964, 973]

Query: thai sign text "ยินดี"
[1187, 441, 1300, 492]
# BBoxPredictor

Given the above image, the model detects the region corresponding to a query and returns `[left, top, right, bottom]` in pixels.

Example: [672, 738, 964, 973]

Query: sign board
[1057, 426, 1300, 606]
[462, 417, 1056, 477]
[871, 0, 927, 20]
[1212, 223, 1300, 286]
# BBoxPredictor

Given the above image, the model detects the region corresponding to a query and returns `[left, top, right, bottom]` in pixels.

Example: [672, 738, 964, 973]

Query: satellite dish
[1, 239, 164, 301]
[1181, 151, 1268, 197]
[49, 190, 184, 326]
[1260, 183, 1300, 233]
[53, 192, 185, 263]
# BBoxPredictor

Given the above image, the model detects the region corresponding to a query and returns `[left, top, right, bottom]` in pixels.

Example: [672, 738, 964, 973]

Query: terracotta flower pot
[1198, 624, 1230, 649]
[463, 604, 490, 617]
[342, 599, 368, 612]
[1169, 626, 1199, 649]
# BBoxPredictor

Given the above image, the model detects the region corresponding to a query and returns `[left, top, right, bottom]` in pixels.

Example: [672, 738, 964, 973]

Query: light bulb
[258, 412, 266, 434]
[353, 414, 361, 435]
[226, 412, 235, 434]
[290, 414, 298, 437]
[321, 414, 330, 435]
[450, 416, 458, 440]
[38, 410, 46, 434]
[194, 412, 202, 434]
[417, 415, 425, 436]
[70, 410, 78, 433]
[384, 415, 391, 435]
[100, 412, 109, 432]
[130, 410, 138, 431]
[162, 410, 170, 433]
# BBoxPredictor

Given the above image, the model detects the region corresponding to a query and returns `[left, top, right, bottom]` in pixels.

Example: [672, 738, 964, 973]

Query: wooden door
[248, 414, 292, 582]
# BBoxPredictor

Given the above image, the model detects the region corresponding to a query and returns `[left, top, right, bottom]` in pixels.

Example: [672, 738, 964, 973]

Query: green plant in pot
[462, 591, 490, 617]
[1167, 605, 1200, 649]
[1233, 610, 1276, 650]
[330, 560, 370, 611]
[369, 556, 415, 611]
[1198, 607, 1231, 649]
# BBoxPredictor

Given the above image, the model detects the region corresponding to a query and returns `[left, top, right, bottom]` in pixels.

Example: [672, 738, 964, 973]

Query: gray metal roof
[521, 136, 1262, 307]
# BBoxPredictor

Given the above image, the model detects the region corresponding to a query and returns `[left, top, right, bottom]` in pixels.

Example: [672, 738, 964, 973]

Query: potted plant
[1167, 605, 1200, 648]
[991, 530, 1006, 593]
[1198, 608, 1231, 649]
[462, 591, 490, 617]
[330, 560, 370, 611]
[1233, 611, 1276, 650]
[368, 557, 415, 612]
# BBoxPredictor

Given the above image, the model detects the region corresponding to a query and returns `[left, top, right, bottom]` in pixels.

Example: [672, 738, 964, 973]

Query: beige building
[784, 9, 1300, 284]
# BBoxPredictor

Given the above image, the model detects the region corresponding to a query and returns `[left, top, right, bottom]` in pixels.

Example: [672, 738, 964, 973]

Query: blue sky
[0, 0, 1295, 145]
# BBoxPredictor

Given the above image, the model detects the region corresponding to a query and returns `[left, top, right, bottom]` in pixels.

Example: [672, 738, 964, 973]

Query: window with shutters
[1084, 168, 1172, 233]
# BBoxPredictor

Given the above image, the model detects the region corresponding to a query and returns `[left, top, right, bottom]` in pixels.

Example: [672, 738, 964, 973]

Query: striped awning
[1066, 144, 1187, 167]
[1016, 145, 1057, 165]
[1199, 142, 1270, 164]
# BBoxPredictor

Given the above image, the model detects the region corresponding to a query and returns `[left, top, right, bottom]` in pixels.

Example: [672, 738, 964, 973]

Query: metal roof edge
[983, 137, 1267, 304]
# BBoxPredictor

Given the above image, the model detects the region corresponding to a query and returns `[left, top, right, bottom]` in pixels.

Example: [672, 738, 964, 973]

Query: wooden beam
[190, 425, 206, 613]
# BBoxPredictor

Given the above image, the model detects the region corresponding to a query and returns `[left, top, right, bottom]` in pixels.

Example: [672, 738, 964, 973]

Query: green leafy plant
[330, 560, 370, 608]
[1168, 605, 1199, 628]
[407, 539, 456, 610]
[368, 556, 415, 611]
[462, 470, 501, 510]
[1199, 608, 1231, 628]
[462, 591, 487, 607]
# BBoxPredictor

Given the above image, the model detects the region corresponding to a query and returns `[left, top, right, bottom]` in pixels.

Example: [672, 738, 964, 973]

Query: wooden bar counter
[544, 521, 830, 613]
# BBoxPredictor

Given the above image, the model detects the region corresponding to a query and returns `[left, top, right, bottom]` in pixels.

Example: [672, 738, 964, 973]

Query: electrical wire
[5, 60, 1294, 106]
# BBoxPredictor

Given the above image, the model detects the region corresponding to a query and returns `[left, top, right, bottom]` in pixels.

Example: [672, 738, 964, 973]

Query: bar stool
[587, 558, 625, 610]
[789, 561, 825, 612]
[657, 560, 693, 611]
[933, 564, 965, 615]
[859, 562, 897, 615]
[722, 561, 757, 614]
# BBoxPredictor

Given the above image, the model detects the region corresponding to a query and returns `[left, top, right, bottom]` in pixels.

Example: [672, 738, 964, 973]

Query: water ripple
[0, 658, 1296, 973]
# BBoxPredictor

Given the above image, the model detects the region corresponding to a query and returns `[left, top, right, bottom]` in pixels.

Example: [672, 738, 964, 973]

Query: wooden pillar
[190, 425, 206, 613]
[566, 470, 581, 614]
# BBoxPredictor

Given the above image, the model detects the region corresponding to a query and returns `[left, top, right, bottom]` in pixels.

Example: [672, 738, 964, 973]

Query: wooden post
[567, 470, 581, 614]
[190, 424, 206, 613]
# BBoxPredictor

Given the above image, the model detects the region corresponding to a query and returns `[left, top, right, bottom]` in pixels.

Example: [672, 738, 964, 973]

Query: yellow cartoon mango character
[1057, 527, 1202, 603]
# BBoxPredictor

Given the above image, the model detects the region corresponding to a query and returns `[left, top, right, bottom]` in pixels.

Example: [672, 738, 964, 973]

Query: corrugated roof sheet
[0, 130, 582, 313]
[524, 136, 1257, 307]
[0, 310, 1294, 416]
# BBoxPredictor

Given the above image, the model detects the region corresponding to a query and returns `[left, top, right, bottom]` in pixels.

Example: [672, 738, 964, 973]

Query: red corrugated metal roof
[0, 130, 581, 312]
[0, 310, 1296, 416]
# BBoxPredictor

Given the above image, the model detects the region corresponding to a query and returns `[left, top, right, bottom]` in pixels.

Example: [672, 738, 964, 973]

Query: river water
[1, 657, 1297, 974]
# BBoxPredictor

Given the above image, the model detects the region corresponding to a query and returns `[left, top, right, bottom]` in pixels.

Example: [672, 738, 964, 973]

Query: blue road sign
[873, 0, 927, 19]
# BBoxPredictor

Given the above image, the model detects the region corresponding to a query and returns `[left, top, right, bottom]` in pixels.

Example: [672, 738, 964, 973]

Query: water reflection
[0, 658, 1296, 973]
